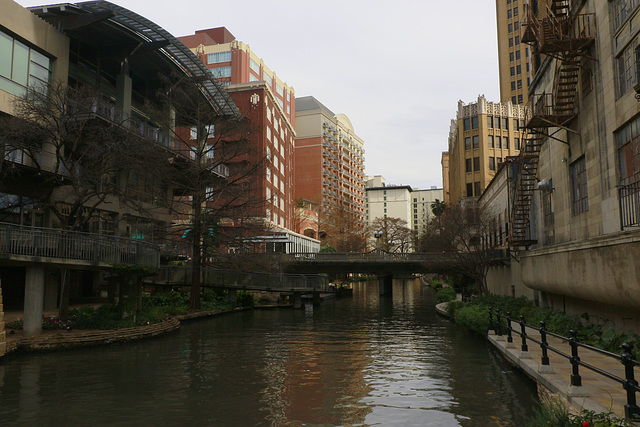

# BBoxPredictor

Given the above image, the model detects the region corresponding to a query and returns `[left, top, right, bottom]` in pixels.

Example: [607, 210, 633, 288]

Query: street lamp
[373, 230, 383, 250]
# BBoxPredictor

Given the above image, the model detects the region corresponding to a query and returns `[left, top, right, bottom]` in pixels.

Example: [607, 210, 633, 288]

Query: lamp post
[373, 230, 383, 251]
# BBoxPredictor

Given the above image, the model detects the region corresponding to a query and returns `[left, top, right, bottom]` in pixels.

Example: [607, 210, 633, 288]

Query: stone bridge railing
[288, 249, 453, 263]
[0, 222, 160, 268]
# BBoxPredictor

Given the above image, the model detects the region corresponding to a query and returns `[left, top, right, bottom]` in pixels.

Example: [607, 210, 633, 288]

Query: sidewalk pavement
[489, 324, 634, 420]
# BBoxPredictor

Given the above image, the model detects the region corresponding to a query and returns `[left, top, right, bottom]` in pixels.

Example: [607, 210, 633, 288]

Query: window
[471, 116, 478, 129]
[211, 66, 232, 78]
[465, 137, 471, 150]
[465, 158, 472, 173]
[489, 157, 496, 170]
[508, 9, 512, 18]
[617, 41, 637, 97]
[504, 137, 509, 149]
[488, 135, 495, 148]
[515, 137, 520, 150]
[473, 156, 480, 171]
[510, 66, 515, 76]
[466, 183, 473, 197]
[496, 137, 502, 149]
[512, 96, 517, 104]
[495, 118, 501, 129]
[487, 116, 493, 128]
[516, 50, 521, 60]
[514, 22, 520, 31]
[474, 182, 481, 197]
[543, 190, 554, 227]
[615, 117, 640, 185]
[276, 83, 284, 96]
[509, 38, 514, 48]
[571, 156, 588, 214]
[513, 7, 518, 16]
[473, 135, 479, 149]
[497, 157, 503, 164]
[518, 94, 523, 104]
[207, 51, 231, 63]
[0, 31, 52, 97]
[250, 58, 260, 74]
[511, 81, 516, 91]
[516, 64, 521, 74]
[510, 52, 514, 62]
[508, 23, 513, 33]
[503, 118, 509, 129]
[463, 117, 471, 131]
[517, 79, 522, 89]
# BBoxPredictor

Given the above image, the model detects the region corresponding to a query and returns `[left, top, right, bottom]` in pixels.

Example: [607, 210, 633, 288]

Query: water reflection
[0, 278, 538, 425]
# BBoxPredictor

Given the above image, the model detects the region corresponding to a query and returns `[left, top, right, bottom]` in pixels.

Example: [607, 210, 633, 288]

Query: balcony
[0, 222, 160, 268]
[619, 182, 640, 229]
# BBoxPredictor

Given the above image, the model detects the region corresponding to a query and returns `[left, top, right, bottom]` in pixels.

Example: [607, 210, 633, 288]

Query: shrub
[436, 287, 456, 303]
[453, 304, 490, 335]
[236, 290, 254, 307]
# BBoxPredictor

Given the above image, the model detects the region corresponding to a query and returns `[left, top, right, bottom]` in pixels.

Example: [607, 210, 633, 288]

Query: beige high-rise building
[496, 0, 533, 105]
[445, 96, 526, 205]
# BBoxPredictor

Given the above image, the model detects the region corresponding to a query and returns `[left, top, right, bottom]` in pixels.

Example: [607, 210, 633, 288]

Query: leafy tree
[430, 199, 446, 216]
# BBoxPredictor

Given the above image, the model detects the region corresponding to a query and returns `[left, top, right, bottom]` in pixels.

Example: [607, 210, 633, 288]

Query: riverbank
[437, 300, 633, 423]
[2, 306, 251, 359]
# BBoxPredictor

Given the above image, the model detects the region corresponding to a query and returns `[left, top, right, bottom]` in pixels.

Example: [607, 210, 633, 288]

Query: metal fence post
[519, 315, 528, 352]
[539, 321, 550, 366]
[489, 307, 494, 334]
[506, 312, 513, 344]
[496, 309, 503, 337]
[569, 330, 582, 387]
[621, 342, 640, 420]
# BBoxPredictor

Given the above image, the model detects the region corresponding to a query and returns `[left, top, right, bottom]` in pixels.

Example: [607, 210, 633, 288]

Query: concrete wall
[486, 261, 535, 301]
[0, 283, 5, 357]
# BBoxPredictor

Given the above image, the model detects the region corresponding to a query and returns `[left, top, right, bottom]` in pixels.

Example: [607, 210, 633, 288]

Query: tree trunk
[190, 194, 202, 310]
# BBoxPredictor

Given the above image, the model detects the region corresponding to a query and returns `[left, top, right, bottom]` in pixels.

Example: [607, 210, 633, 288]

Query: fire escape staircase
[509, 0, 595, 250]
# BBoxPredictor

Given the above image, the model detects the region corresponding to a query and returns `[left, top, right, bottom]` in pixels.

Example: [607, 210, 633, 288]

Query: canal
[0, 279, 539, 425]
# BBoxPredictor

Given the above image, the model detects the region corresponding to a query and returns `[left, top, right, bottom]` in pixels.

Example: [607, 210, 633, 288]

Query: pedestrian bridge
[282, 249, 468, 275]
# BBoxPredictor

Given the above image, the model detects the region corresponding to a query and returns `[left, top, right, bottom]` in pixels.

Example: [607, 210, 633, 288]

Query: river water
[0, 279, 539, 426]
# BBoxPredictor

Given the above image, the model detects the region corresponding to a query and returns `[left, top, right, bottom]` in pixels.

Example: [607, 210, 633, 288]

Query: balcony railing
[619, 182, 640, 229]
[0, 222, 160, 268]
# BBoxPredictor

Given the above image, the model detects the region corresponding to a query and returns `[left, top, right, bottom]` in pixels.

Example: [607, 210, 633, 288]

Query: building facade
[480, 0, 640, 331]
[445, 95, 526, 205]
[294, 96, 366, 231]
[365, 175, 443, 237]
[496, 0, 534, 105]
[178, 27, 295, 127]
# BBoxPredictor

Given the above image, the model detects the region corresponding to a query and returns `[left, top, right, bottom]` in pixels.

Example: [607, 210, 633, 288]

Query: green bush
[526, 401, 630, 427]
[436, 287, 456, 303]
[236, 290, 254, 307]
[453, 304, 490, 335]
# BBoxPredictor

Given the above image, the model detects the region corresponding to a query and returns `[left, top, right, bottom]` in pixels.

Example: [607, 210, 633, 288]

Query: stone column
[378, 274, 393, 296]
[292, 292, 302, 309]
[23, 267, 45, 337]
[312, 292, 321, 305]
[116, 61, 132, 121]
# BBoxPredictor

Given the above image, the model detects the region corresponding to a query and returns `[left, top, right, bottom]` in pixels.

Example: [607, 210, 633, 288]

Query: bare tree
[0, 83, 172, 319]
[370, 216, 415, 253]
[319, 203, 367, 252]
[417, 202, 494, 294]
[150, 75, 263, 309]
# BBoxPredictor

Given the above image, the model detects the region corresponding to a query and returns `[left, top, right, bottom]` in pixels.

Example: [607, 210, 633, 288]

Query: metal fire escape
[510, 0, 595, 248]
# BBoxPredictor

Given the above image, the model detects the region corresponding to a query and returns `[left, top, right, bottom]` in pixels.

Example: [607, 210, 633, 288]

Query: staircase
[510, 134, 544, 247]
[553, 56, 581, 118]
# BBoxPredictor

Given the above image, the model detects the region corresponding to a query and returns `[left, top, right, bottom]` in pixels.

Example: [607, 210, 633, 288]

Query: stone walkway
[489, 325, 635, 420]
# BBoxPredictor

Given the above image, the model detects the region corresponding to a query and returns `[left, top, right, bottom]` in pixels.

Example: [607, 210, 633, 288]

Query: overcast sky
[17, 0, 501, 190]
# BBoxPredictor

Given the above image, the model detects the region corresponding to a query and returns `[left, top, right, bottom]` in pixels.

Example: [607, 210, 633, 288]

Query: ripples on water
[0, 279, 538, 426]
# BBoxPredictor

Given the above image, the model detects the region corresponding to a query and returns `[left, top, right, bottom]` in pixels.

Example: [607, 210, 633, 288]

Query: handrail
[149, 265, 329, 292]
[0, 222, 160, 268]
[490, 308, 640, 419]
[619, 182, 640, 229]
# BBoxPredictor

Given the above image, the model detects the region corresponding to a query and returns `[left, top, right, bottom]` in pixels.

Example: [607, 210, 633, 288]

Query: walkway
[489, 325, 630, 419]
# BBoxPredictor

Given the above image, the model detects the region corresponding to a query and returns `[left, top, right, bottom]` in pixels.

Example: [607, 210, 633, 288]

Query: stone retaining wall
[2, 306, 251, 358]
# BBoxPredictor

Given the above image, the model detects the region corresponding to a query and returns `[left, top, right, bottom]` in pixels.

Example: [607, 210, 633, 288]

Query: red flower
[582, 422, 589, 427]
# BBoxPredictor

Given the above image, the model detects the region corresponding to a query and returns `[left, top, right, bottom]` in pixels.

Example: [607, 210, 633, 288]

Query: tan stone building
[483, 0, 640, 331]
[445, 96, 526, 205]
[496, 0, 534, 105]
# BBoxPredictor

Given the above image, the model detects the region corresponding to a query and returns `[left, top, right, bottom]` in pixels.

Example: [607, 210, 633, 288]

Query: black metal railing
[0, 222, 160, 268]
[489, 308, 640, 420]
[619, 182, 640, 229]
